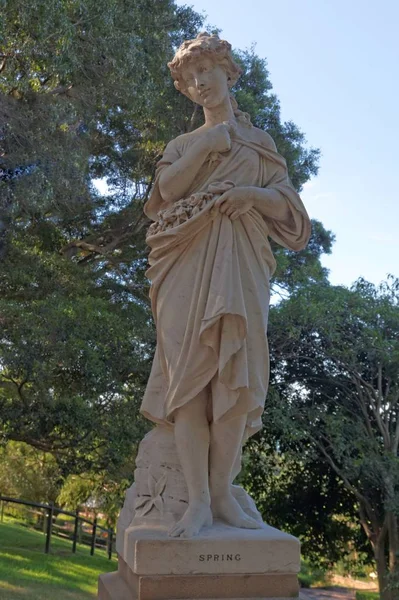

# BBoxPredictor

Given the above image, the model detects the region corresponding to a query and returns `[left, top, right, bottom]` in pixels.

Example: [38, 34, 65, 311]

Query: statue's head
[168, 33, 242, 108]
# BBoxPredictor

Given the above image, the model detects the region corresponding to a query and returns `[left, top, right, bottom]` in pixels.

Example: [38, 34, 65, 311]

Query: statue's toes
[244, 508, 264, 524]
[168, 522, 197, 539]
[179, 525, 199, 539]
[168, 521, 184, 537]
[237, 516, 262, 529]
[169, 524, 185, 537]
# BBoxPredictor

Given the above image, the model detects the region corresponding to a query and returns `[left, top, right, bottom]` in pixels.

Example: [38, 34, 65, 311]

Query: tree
[0, 0, 204, 470]
[231, 48, 333, 295]
[266, 277, 399, 598]
[240, 405, 366, 568]
[57, 451, 137, 528]
[0, 441, 61, 504]
[0, 0, 326, 473]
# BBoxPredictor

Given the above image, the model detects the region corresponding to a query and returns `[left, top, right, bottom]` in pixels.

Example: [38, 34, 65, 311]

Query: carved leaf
[140, 499, 155, 517]
[148, 472, 157, 497]
[154, 473, 167, 498]
[154, 495, 164, 516]
[135, 496, 149, 510]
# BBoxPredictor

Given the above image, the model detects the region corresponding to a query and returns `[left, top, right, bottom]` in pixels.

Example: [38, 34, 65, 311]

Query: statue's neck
[203, 99, 235, 128]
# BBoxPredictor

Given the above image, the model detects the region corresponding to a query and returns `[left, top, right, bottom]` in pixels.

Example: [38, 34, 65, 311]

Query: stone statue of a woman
[136, 32, 311, 540]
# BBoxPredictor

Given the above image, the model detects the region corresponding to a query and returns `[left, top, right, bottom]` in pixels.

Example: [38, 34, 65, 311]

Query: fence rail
[0, 495, 114, 559]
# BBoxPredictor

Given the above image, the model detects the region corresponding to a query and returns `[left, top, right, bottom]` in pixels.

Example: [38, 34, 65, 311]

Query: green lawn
[0, 518, 117, 600]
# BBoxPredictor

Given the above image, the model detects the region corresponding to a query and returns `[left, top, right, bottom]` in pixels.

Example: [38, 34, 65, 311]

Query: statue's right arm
[158, 137, 211, 204]
[159, 124, 232, 204]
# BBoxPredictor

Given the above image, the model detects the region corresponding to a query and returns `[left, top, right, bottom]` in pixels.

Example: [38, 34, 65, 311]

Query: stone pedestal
[98, 522, 300, 600]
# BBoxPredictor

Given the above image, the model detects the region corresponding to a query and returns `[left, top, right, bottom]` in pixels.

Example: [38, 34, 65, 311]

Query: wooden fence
[0, 495, 114, 559]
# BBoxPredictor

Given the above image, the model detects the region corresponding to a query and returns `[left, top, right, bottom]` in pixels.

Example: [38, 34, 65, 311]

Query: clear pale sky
[176, 0, 399, 287]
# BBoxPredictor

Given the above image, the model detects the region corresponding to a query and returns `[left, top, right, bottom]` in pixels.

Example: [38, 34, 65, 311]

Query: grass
[0, 517, 117, 600]
[356, 593, 380, 600]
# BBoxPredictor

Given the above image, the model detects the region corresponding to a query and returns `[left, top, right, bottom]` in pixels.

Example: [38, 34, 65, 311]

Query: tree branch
[358, 501, 377, 546]
[351, 376, 375, 438]
[351, 370, 390, 449]
[315, 437, 381, 534]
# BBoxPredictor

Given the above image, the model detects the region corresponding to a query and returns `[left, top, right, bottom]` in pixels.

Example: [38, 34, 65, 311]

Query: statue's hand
[204, 122, 232, 154]
[214, 187, 255, 220]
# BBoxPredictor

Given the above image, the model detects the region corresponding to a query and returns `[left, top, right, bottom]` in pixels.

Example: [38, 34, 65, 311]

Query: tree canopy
[0, 0, 327, 473]
[265, 277, 399, 597]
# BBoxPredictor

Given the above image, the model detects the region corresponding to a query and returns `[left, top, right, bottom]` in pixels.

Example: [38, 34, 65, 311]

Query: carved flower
[135, 472, 167, 517]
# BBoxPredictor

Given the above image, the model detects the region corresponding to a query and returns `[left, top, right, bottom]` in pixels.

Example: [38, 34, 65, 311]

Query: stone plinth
[98, 522, 300, 600]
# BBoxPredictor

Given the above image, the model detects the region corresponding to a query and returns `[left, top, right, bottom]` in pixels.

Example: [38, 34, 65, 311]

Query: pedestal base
[99, 557, 298, 600]
[99, 522, 300, 600]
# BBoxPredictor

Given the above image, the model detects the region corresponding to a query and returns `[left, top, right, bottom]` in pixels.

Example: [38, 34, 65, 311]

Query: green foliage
[335, 555, 378, 580]
[263, 276, 399, 590]
[58, 452, 136, 528]
[229, 48, 333, 295]
[0, 0, 324, 476]
[240, 425, 365, 566]
[233, 47, 320, 192]
[0, 441, 62, 503]
[1, 0, 207, 472]
[298, 559, 330, 588]
[0, 242, 151, 472]
[271, 218, 335, 295]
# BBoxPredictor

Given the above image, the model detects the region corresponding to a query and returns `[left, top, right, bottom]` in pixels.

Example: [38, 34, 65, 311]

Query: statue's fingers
[215, 192, 228, 208]
[223, 120, 238, 138]
[219, 200, 231, 213]
[230, 210, 241, 220]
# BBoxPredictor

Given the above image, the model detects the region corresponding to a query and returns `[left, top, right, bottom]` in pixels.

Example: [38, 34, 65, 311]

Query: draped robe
[141, 127, 311, 439]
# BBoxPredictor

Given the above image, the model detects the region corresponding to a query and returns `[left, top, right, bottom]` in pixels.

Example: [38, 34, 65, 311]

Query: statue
[99, 31, 311, 600]
[124, 32, 311, 541]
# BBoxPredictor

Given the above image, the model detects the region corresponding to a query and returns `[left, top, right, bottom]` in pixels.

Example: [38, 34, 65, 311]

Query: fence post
[107, 529, 113, 560]
[72, 509, 79, 553]
[90, 517, 97, 556]
[45, 504, 53, 554]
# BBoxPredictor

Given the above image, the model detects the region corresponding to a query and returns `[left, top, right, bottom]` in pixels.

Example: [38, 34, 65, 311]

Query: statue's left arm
[216, 129, 311, 252]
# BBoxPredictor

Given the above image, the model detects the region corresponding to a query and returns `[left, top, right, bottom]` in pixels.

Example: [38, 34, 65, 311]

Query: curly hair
[168, 32, 251, 127]
[168, 32, 242, 92]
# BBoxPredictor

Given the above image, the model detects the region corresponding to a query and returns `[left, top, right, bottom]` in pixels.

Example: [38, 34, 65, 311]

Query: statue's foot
[169, 501, 213, 539]
[212, 492, 262, 529]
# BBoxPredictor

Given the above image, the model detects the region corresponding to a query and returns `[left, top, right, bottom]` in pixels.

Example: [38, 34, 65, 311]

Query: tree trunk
[375, 542, 391, 600]
[388, 511, 399, 600]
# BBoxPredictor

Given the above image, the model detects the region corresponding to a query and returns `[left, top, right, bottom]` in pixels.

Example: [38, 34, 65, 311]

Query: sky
[175, 0, 399, 287]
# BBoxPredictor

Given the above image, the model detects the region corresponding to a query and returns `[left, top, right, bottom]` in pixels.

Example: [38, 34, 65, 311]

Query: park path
[300, 588, 356, 600]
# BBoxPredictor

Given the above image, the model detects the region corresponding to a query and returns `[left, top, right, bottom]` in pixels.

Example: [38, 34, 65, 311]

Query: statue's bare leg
[210, 415, 261, 529]
[169, 390, 213, 538]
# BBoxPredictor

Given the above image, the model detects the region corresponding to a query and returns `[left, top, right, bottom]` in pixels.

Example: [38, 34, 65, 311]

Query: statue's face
[181, 57, 229, 108]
